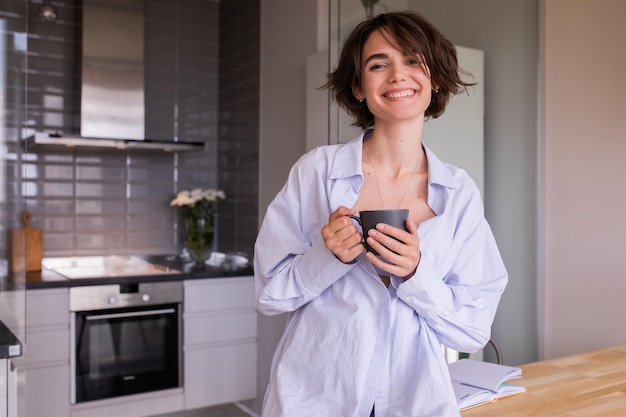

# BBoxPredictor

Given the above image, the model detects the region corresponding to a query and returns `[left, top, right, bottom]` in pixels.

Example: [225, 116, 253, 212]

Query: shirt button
[378, 389, 387, 396]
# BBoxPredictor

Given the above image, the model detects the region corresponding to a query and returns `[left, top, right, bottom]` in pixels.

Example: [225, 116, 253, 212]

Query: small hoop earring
[358, 95, 364, 103]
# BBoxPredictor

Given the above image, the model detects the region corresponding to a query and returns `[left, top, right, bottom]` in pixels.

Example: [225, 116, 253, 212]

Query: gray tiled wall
[5, 0, 259, 259]
[217, 0, 260, 254]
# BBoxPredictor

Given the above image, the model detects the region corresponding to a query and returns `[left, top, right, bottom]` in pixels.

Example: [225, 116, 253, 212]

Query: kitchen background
[4, 0, 623, 415]
[4, 0, 259, 259]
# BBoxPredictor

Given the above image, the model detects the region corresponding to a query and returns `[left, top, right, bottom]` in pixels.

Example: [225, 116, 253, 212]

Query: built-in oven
[70, 281, 183, 404]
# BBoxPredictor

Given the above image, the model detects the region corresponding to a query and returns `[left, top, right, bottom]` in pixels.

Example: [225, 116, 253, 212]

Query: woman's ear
[352, 86, 364, 103]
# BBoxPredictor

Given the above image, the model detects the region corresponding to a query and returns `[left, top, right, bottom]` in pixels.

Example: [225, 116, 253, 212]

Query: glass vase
[185, 216, 214, 264]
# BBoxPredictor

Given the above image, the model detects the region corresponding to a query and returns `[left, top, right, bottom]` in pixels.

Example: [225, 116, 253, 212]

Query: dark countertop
[0, 319, 22, 359]
[12, 254, 254, 290]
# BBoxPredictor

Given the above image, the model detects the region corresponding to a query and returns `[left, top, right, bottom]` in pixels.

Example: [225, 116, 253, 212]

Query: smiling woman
[325, 12, 474, 131]
[354, 30, 434, 129]
[255, 10, 507, 417]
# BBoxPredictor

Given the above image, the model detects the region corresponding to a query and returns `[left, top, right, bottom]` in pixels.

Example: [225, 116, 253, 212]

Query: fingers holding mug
[366, 220, 421, 278]
[349, 209, 409, 256]
[322, 206, 365, 263]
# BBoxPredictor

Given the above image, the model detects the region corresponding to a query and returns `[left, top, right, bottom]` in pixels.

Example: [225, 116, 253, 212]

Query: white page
[451, 380, 494, 410]
[448, 359, 521, 392]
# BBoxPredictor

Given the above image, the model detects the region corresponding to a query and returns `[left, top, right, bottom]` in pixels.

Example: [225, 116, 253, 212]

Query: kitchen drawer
[23, 327, 70, 366]
[70, 389, 184, 417]
[184, 276, 254, 313]
[184, 310, 257, 346]
[184, 341, 257, 410]
[21, 364, 70, 417]
[27, 289, 70, 328]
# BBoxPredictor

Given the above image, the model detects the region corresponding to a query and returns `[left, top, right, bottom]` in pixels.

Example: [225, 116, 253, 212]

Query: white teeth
[385, 90, 415, 98]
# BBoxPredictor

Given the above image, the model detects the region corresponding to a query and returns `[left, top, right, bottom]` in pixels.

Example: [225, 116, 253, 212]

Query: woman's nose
[388, 66, 406, 83]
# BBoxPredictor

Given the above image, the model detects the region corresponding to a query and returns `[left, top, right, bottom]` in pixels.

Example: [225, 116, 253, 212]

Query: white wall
[540, 0, 626, 359]
[423, 46, 485, 197]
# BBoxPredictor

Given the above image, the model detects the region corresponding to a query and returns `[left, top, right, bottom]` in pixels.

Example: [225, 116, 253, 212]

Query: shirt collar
[328, 134, 365, 180]
[328, 132, 458, 190]
[423, 144, 457, 189]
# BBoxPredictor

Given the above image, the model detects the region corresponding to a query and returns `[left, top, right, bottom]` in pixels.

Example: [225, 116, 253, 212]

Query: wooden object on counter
[8, 211, 43, 272]
[461, 344, 626, 417]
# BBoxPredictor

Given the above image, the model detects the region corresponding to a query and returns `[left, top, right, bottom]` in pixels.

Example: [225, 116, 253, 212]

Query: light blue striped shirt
[254, 134, 508, 417]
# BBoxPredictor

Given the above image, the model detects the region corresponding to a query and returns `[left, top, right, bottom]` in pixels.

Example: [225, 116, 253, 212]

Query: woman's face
[354, 29, 433, 126]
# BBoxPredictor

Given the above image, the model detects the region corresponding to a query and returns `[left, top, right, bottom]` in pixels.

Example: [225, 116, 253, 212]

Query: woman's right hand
[321, 206, 364, 263]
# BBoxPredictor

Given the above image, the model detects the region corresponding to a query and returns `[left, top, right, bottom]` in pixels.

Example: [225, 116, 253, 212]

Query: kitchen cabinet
[13, 288, 70, 417]
[0, 315, 22, 417]
[18, 273, 256, 417]
[0, 359, 18, 417]
[183, 276, 257, 410]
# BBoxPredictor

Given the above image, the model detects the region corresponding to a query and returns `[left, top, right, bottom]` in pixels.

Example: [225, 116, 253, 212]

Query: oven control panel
[70, 281, 183, 311]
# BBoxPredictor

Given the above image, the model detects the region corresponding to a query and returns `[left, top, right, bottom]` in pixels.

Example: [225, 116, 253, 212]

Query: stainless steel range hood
[26, 0, 203, 152]
[25, 131, 203, 151]
[82, 0, 145, 141]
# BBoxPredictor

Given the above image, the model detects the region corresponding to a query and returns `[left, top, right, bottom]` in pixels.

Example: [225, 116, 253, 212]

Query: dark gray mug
[349, 209, 409, 256]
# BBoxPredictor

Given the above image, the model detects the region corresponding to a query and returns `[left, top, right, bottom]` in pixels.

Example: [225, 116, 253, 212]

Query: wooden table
[461, 344, 626, 417]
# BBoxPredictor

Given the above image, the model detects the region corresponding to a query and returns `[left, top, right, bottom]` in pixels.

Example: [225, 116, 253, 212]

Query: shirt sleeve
[396, 185, 508, 353]
[254, 155, 356, 316]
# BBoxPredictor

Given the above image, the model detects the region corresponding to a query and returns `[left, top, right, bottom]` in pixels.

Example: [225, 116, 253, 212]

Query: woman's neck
[365, 121, 427, 177]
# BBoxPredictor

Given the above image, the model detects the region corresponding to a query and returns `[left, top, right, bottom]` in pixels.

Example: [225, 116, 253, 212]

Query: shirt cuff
[296, 237, 356, 295]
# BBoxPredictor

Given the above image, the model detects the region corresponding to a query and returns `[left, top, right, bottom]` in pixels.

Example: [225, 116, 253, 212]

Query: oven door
[71, 303, 181, 403]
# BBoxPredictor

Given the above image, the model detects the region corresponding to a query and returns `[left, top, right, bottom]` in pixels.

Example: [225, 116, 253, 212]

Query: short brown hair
[324, 11, 475, 129]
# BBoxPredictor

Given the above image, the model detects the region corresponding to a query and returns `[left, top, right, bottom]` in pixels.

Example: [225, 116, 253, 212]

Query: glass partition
[1, 0, 28, 413]
[1, 0, 28, 327]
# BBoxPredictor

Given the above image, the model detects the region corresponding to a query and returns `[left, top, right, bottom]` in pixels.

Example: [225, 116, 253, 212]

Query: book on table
[448, 358, 527, 410]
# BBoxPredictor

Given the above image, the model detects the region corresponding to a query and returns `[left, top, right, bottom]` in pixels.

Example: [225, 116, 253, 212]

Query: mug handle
[348, 215, 366, 246]
[348, 214, 361, 226]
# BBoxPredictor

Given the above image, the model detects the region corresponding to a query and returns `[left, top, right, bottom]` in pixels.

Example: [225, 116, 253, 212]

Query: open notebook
[448, 359, 527, 410]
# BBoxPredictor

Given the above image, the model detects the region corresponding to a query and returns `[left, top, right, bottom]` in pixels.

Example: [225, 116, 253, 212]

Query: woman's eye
[368, 62, 386, 71]
[407, 58, 422, 66]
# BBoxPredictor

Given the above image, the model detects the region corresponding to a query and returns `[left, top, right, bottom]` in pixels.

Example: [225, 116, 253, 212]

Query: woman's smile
[383, 88, 416, 99]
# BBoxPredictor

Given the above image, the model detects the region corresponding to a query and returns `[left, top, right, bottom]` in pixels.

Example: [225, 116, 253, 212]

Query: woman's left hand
[365, 219, 421, 279]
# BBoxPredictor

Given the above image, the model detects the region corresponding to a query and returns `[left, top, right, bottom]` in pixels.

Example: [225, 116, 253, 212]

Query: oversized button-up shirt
[254, 134, 508, 417]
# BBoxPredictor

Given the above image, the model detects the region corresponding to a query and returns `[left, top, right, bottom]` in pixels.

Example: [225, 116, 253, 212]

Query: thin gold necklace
[365, 145, 419, 210]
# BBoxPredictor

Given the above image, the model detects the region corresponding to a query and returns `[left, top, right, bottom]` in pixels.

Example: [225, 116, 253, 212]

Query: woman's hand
[321, 206, 364, 263]
[366, 219, 421, 279]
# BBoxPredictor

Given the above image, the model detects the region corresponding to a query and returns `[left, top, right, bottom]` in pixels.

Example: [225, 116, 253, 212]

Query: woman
[254, 11, 508, 417]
